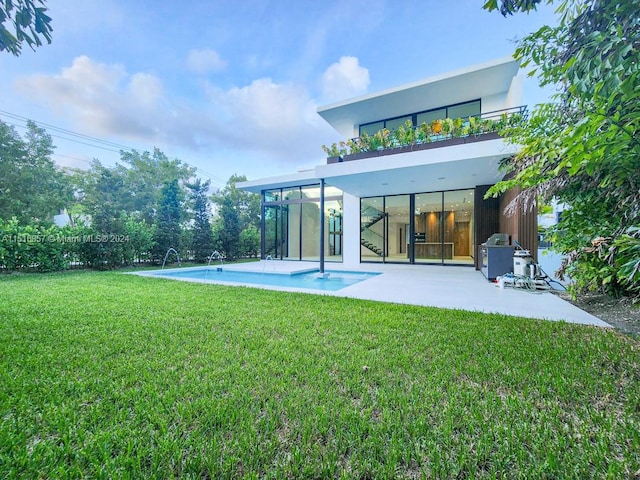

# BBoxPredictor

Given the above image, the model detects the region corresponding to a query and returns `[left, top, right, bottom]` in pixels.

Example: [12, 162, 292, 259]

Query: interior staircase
[361, 207, 386, 257]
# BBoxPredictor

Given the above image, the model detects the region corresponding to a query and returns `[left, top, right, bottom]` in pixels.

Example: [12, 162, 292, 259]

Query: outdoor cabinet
[480, 245, 515, 281]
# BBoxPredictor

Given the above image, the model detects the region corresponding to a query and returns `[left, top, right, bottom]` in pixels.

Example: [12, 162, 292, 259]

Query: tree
[211, 174, 261, 230]
[186, 178, 214, 263]
[484, 0, 640, 297]
[239, 224, 260, 258]
[152, 179, 182, 263]
[0, 119, 72, 223]
[0, 0, 52, 56]
[213, 195, 241, 260]
[482, 0, 544, 16]
[211, 175, 261, 260]
[118, 148, 196, 224]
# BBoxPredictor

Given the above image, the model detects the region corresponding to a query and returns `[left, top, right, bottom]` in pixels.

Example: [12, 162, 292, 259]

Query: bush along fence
[0, 218, 156, 272]
[322, 109, 526, 160]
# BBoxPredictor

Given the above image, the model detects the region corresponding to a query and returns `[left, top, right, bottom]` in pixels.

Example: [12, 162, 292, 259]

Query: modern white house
[238, 57, 537, 272]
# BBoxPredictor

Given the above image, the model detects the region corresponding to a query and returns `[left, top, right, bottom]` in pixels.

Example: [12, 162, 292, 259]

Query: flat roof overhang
[238, 138, 519, 198]
[237, 170, 319, 194]
[317, 57, 520, 138]
[315, 138, 518, 197]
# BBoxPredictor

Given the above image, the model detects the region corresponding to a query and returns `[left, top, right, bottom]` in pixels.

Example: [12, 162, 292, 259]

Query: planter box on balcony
[334, 131, 501, 163]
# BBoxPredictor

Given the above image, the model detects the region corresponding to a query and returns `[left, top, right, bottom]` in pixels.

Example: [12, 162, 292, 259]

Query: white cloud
[14, 56, 339, 171]
[14, 56, 218, 148]
[321, 56, 370, 101]
[206, 77, 336, 163]
[186, 49, 227, 73]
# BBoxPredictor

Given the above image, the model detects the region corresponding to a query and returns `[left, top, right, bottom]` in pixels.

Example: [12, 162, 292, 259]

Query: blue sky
[0, 0, 558, 189]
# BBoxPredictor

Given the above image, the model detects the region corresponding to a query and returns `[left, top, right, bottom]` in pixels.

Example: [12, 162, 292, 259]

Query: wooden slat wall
[499, 187, 538, 261]
[473, 184, 539, 268]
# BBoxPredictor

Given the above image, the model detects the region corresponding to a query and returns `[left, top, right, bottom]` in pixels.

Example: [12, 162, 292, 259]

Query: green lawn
[1, 271, 638, 478]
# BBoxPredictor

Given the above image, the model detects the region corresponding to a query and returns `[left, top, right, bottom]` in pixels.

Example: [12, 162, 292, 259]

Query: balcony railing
[323, 105, 527, 163]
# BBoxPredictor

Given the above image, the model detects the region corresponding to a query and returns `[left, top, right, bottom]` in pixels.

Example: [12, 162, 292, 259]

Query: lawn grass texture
[0, 272, 638, 478]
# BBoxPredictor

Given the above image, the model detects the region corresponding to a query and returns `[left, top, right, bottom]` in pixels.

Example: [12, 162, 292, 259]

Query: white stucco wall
[342, 192, 361, 268]
[481, 93, 508, 114]
[505, 75, 524, 109]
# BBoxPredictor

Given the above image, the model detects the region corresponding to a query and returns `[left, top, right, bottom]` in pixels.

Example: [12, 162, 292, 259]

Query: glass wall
[414, 192, 443, 264]
[283, 203, 300, 260]
[301, 202, 320, 261]
[444, 190, 474, 265]
[385, 195, 411, 263]
[263, 205, 283, 259]
[360, 197, 385, 262]
[263, 184, 342, 262]
[326, 200, 343, 259]
[359, 99, 481, 136]
[361, 189, 474, 265]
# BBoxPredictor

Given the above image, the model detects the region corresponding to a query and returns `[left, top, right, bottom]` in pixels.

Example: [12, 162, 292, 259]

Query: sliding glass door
[414, 192, 443, 264]
[361, 189, 475, 265]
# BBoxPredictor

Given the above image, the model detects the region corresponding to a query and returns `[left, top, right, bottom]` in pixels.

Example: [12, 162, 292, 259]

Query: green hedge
[0, 218, 156, 272]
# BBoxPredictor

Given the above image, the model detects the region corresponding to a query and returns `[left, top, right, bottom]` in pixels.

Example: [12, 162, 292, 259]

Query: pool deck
[147, 261, 609, 328]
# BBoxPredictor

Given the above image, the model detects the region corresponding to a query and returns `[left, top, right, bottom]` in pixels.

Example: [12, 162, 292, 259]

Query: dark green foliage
[211, 175, 261, 260]
[486, 0, 640, 298]
[117, 149, 196, 224]
[152, 179, 182, 262]
[123, 213, 155, 264]
[186, 179, 214, 263]
[239, 224, 260, 258]
[0, 218, 68, 271]
[0, 0, 53, 56]
[213, 195, 241, 260]
[482, 0, 546, 16]
[0, 120, 72, 224]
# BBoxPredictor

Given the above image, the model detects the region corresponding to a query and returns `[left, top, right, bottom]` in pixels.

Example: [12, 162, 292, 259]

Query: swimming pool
[145, 268, 380, 291]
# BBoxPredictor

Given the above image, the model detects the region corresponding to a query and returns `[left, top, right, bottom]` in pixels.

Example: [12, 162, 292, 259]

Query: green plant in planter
[417, 122, 432, 143]
[452, 117, 465, 138]
[359, 131, 372, 152]
[484, 118, 497, 134]
[393, 119, 417, 147]
[321, 142, 347, 158]
[442, 118, 456, 138]
[495, 113, 509, 131]
[346, 138, 363, 154]
[468, 116, 480, 136]
[371, 128, 391, 150]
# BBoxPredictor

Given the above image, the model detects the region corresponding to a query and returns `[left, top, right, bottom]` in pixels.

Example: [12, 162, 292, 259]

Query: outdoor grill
[480, 233, 515, 281]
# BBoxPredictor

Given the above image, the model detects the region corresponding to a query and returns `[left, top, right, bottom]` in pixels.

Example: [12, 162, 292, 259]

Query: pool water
[149, 268, 380, 291]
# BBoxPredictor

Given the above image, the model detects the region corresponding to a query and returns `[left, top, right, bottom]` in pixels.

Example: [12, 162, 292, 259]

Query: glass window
[323, 185, 342, 198]
[283, 187, 301, 201]
[417, 108, 446, 126]
[283, 204, 300, 260]
[301, 185, 321, 199]
[385, 195, 410, 263]
[444, 190, 474, 265]
[385, 116, 413, 131]
[263, 184, 343, 262]
[414, 192, 443, 264]
[263, 205, 281, 259]
[264, 189, 280, 203]
[325, 200, 343, 261]
[359, 121, 384, 136]
[448, 100, 481, 121]
[361, 197, 385, 262]
[301, 202, 320, 261]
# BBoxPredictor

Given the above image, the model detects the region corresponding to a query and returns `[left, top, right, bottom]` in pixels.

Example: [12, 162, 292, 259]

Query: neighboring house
[238, 57, 537, 271]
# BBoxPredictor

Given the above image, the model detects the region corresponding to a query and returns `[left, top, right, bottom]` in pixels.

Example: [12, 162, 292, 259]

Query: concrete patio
[216, 261, 610, 328]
